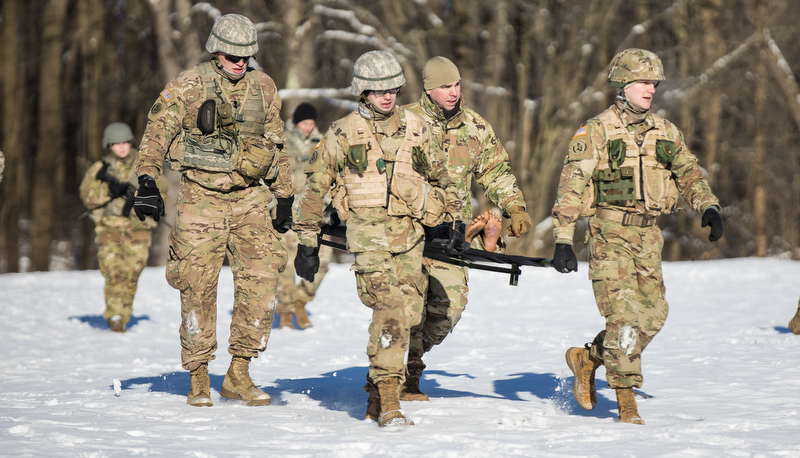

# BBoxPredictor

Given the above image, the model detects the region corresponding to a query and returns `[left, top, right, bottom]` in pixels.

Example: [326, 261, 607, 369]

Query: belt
[595, 208, 657, 227]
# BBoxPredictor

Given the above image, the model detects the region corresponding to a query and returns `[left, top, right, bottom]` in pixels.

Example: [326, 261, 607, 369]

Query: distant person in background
[789, 298, 800, 334]
[275, 102, 333, 329]
[79, 122, 165, 333]
[551, 48, 723, 425]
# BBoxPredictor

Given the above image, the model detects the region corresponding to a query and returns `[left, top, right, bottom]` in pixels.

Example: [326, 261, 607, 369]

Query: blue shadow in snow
[420, 369, 503, 400]
[69, 314, 151, 331]
[773, 325, 794, 334]
[117, 371, 211, 397]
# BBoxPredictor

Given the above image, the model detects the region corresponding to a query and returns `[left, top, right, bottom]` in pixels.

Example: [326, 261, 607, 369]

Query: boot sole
[565, 348, 596, 411]
[187, 398, 213, 407]
[379, 410, 410, 427]
[220, 387, 271, 406]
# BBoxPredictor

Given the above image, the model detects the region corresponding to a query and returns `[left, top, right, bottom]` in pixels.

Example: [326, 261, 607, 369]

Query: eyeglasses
[222, 54, 251, 64]
[370, 87, 400, 97]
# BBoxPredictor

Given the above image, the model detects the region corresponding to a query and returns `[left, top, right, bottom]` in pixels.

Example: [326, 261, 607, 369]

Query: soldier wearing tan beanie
[403, 57, 531, 401]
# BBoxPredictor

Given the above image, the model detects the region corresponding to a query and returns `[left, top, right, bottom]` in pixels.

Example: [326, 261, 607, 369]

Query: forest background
[1, 0, 799, 273]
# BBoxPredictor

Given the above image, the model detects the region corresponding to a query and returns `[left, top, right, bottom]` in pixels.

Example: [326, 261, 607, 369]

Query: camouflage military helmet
[205, 14, 259, 56]
[350, 50, 406, 96]
[102, 122, 135, 149]
[607, 48, 665, 88]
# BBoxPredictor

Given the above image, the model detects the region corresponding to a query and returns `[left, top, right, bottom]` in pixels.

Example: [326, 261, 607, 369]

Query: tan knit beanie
[423, 56, 461, 90]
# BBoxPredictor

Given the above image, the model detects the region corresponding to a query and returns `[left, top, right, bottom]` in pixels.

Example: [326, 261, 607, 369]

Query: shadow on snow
[69, 314, 151, 331]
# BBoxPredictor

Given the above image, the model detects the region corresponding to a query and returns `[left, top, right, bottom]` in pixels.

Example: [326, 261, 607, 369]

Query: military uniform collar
[613, 103, 655, 129]
[418, 92, 466, 125]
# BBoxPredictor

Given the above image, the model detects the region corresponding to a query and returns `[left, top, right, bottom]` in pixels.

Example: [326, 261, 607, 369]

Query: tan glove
[506, 206, 531, 237]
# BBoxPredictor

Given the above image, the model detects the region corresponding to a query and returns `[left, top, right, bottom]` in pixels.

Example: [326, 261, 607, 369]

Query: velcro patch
[160, 88, 174, 104]
[572, 126, 587, 138]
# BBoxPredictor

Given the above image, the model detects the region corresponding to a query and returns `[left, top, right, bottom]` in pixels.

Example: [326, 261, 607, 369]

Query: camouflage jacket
[405, 94, 526, 221]
[80, 149, 163, 231]
[293, 102, 455, 254]
[284, 120, 323, 211]
[552, 103, 720, 244]
[135, 60, 291, 197]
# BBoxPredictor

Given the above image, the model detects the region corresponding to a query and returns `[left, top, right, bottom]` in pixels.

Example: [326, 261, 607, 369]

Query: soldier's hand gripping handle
[445, 221, 468, 255]
[133, 175, 165, 222]
[272, 197, 294, 234]
[506, 206, 532, 238]
[552, 243, 578, 273]
[295, 244, 320, 282]
[701, 207, 723, 242]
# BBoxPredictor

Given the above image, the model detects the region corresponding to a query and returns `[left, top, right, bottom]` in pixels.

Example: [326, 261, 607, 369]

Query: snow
[1, 257, 799, 457]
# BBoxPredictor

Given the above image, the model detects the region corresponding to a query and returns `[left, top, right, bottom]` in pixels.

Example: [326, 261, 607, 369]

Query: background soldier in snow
[134, 14, 292, 408]
[789, 298, 800, 334]
[402, 56, 530, 401]
[292, 50, 460, 427]
[79, 122, 165, 333]
[551, 48, 723, 424]
[275, 102, 332, 329]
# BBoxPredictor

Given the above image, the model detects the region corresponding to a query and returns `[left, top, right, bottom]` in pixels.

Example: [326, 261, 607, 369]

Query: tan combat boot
[365, 393, 381, 421]
[377, 378, 411, 427]
[187, 363, 213, 407]
[220, 356, 271, 406]
[294, 300, 312, 329]
[615, 387, 645, 425]
[789, 306, 800, 335]
[277, 312, 295, 329]
[565, 345, 602, 410]
[400, 375, 429, 401]
[107, 315, 126, 333]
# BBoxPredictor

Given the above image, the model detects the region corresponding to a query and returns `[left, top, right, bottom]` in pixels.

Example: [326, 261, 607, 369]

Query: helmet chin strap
[617, 85, 649, 123]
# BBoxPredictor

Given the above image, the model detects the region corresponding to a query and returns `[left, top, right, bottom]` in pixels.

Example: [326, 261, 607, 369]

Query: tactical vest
[168, 62, 276, 179]
[590, 108, 679, 216]
[337, 109, 446, 225]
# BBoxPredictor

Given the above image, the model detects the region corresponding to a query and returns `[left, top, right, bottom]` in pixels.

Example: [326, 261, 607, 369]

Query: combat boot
[789, 307, 800, 335]
[365, 393, 381, 421]
[107, 315, 126, 333]
[377, 378, 411, 427]
[220, 356, 271, 406]
[277, 312, 295, 329]
[565, 345, 602, 410]
[400, 375, 429, 401]
[294, 300, 312, 329]
[187, 363, 212, 407]
[615, 387, 645, 425]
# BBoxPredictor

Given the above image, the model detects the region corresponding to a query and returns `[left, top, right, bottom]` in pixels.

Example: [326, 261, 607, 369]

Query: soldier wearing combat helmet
[134, 14, 293, 408]
[551, 48, 723, 424]
[293, 50, 461, 427]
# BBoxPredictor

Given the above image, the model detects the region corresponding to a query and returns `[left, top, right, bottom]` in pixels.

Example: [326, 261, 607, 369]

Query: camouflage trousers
[96, 223, 152, 324]
[276, 230, 333, 313]
[353, 240, 426, 391]
[587, 216, 669, 389]
[405, 259, 469, 379]
[166, 179, 287, 371]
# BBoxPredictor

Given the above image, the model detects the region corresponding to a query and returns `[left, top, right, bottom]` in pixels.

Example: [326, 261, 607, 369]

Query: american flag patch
[572, 126, 587, 138]
[160, 88, 174, 104]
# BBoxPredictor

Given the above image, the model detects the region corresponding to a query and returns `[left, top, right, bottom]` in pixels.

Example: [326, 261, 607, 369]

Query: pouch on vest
[593, 166, 635, 206]
[655, 139, 677, 165]
[197, 100, 216, 135]
[238, 135, 279, 180]
[607, 139, 626, 170]
[330, 177, 350, 222]
[419, 186, 447, 227]
[348, 144, 368, 174]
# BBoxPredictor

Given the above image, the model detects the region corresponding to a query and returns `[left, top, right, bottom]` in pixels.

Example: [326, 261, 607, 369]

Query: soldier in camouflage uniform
[789, 298, 800, 335]
[551, 49, 724, 424]
[79, 122, 165, 333]
[293, 50, 461, 427]
[275, 102, 333, 329]
[402, 56, 530, 401]
[133, 14, 293, 408]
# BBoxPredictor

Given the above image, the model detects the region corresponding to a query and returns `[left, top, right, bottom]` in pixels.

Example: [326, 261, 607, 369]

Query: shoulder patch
[572, 126, 587, 138]
[309, 148, 319, 165]
[568, 137, 591, 161]
[160, 88, 174, 104]
[150, 102, 164, 116]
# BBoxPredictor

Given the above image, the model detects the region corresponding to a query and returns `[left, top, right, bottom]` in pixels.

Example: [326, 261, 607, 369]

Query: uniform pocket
[165, 228, 194, 290]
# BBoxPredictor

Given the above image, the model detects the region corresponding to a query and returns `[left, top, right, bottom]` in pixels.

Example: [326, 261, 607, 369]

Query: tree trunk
[1, 0, 22, 272]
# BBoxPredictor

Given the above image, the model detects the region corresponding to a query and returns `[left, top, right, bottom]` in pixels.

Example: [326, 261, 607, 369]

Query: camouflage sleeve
[418, 126, 462, 221]
[293, 126, 342, 247]
[79, 161, 112, 211]
[665, 123, 720, 213]
[259, 73, 292, 199]
[551, 120, 603, 245]
[473, 120, 526, 213]
[135, 77, 191, 180]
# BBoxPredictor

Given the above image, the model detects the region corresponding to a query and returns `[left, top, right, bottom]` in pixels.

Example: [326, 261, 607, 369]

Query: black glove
[108, 180, 130, 198]
[701, 207, 723, 242]
[553, 243, 578, 273]
[445, 221, 467, 255]
[295, 244, 320, 282]
[272, 197, 294, 233]
[133, 175, 165, 222]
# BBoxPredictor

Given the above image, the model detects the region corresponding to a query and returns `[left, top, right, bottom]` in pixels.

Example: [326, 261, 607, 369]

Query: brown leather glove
[506, 206, 531, 237]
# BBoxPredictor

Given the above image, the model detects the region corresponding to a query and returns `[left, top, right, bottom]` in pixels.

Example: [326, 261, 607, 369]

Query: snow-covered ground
[1, 257, 799, 457]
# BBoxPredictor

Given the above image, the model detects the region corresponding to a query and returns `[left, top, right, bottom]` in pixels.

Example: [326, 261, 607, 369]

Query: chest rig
[168, 62, 275, 179]
[591, 109, 679, 216]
